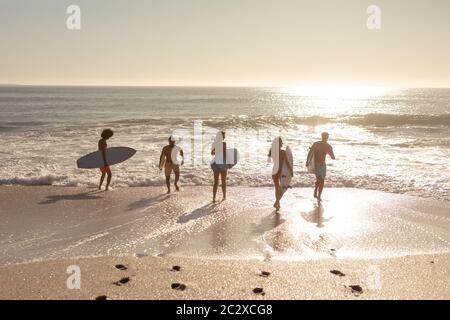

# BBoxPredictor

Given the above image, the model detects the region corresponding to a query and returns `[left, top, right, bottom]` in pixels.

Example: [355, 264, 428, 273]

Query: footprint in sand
[253, 287, 265, 295]
[348, 285, 363, 294]
[113, 277, 130, 286]
[259, 271, 271, 277]
[115, 264, 128, 271]
[171, 265, 181, 271]
[171, 283, 186, 291]
[330, 270, 345, 277]
[95, 295, 108, 300]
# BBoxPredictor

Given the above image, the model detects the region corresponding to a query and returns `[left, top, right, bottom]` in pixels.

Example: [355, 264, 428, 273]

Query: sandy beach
[2, 0, 450, 304]
[0, 185, 449, 299]
[1, 253, 449, 300]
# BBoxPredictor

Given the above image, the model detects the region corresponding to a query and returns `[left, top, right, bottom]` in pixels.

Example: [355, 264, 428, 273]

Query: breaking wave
[191, 113, 449, 129]
[1, 171, 448, 202]
[1, 113, 448, 132]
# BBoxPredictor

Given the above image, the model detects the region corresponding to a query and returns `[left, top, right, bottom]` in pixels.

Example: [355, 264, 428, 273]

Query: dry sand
[0, 253, 448, 300]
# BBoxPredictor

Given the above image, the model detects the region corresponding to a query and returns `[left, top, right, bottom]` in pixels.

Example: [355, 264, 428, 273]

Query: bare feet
[167, 189, 171, 194]
[175, 184, 180, 191]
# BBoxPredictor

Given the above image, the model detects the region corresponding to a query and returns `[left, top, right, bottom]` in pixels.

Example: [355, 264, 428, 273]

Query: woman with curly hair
[98, 128, 114, 190]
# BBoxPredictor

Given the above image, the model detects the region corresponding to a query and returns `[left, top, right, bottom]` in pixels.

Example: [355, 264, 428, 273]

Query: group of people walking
[158, 131, 233, 203]
[97, 129, 335, 208]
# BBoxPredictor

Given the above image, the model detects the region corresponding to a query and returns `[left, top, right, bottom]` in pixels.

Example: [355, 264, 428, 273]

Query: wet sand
[0, 185, 449, 299]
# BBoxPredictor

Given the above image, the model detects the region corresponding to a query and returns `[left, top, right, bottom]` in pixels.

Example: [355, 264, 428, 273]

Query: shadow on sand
[177, 202, 218, 224]
[39, 190, 104, 204]
[126, 194, 170, 212]
[301, 203, 333, 227]
[252, 211, 286, 235]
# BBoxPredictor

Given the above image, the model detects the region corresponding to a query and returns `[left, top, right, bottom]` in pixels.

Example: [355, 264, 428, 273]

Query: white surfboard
[211, 148, 240, 169]
[159, 146, 183, 172]
[225, 148, 239, 168]
[171, 146, 183, 165]
[306, 148, 315, 174]
[280, 146, 293, 195]
[77, 147, 136, 169]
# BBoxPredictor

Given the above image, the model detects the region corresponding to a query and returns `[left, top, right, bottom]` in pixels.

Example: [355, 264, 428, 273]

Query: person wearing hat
[159, 135, 184, 193]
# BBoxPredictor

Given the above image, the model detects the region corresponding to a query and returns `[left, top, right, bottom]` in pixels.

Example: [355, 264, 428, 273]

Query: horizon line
[2, 83, 450, 89]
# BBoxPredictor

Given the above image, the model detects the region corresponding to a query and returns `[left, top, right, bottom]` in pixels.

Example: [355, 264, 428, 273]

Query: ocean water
[0, 86, 448, 200]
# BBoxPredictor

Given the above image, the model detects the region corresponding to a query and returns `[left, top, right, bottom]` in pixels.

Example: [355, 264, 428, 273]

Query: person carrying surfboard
[268, 137, 293, 210]
[159, 135, 184, 193]
[211, 131, 229, 202]
[98, 128, 114, 191]
[307, 132, 335, 202]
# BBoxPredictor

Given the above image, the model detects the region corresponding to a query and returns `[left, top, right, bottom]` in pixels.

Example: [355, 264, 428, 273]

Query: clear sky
[1, 0, 449, 87]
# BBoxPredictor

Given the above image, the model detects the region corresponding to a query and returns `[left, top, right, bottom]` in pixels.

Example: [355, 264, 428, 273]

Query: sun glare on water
[284, 86, 390, 99]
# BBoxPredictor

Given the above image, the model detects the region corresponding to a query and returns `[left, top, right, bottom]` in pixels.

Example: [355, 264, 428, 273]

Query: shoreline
[0, 185, 449, 299]
[0, 183, 448, 204]
[1, 186, 449, 265]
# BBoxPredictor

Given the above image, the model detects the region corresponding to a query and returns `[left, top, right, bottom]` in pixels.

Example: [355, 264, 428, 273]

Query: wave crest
[202, 113, 450, 129]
